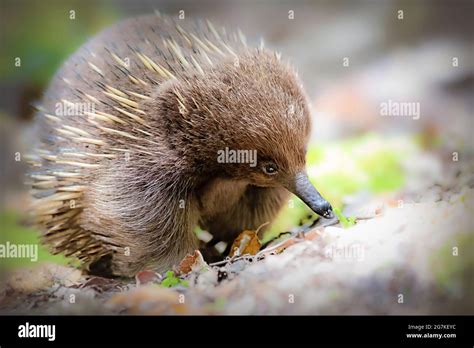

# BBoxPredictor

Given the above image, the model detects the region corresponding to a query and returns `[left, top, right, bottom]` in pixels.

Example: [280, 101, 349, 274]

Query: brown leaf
[135, 270, 160, 286]
[177, 250, 207, 275]
[229, 230, 261, 257]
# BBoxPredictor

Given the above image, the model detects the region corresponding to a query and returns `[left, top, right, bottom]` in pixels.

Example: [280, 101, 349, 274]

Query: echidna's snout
[286, 172, 334, 219]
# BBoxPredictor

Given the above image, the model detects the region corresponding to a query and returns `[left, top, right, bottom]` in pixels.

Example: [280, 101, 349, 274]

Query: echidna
[28, 13, 333, 277]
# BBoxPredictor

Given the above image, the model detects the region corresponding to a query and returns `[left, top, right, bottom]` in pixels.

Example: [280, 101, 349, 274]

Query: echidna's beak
[286, 172, 334, 219]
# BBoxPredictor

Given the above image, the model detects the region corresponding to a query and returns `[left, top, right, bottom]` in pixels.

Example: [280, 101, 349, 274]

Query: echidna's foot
[88, 254, 115, 277]
[198, 238, 228, 264]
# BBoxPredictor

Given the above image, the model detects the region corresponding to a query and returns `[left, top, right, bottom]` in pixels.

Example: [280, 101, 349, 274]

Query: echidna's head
[156, 49, 333, 218]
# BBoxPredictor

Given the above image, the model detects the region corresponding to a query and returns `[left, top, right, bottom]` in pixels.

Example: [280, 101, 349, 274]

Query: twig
[209, 254, 255, 267]
[209, 214, 376, 267]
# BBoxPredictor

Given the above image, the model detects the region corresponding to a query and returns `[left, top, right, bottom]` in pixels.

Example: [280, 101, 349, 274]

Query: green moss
[161, 271, 189, 288]
[333, 208, 356, 228]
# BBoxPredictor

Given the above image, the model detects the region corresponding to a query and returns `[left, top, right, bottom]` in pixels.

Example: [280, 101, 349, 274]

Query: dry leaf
[177, 250, 207, 274]
[229, 230, 261, 257]
[135, 270, 160, 286]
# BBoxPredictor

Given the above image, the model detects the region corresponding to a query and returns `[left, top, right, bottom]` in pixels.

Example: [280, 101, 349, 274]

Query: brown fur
[28, 14, 312, 277]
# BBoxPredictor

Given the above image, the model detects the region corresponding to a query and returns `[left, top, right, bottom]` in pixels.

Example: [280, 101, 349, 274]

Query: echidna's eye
[262, 163, 278, 175]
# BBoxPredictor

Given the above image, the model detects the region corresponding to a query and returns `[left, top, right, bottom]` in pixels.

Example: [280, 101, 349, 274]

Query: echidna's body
[29, 14, 333, 277]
